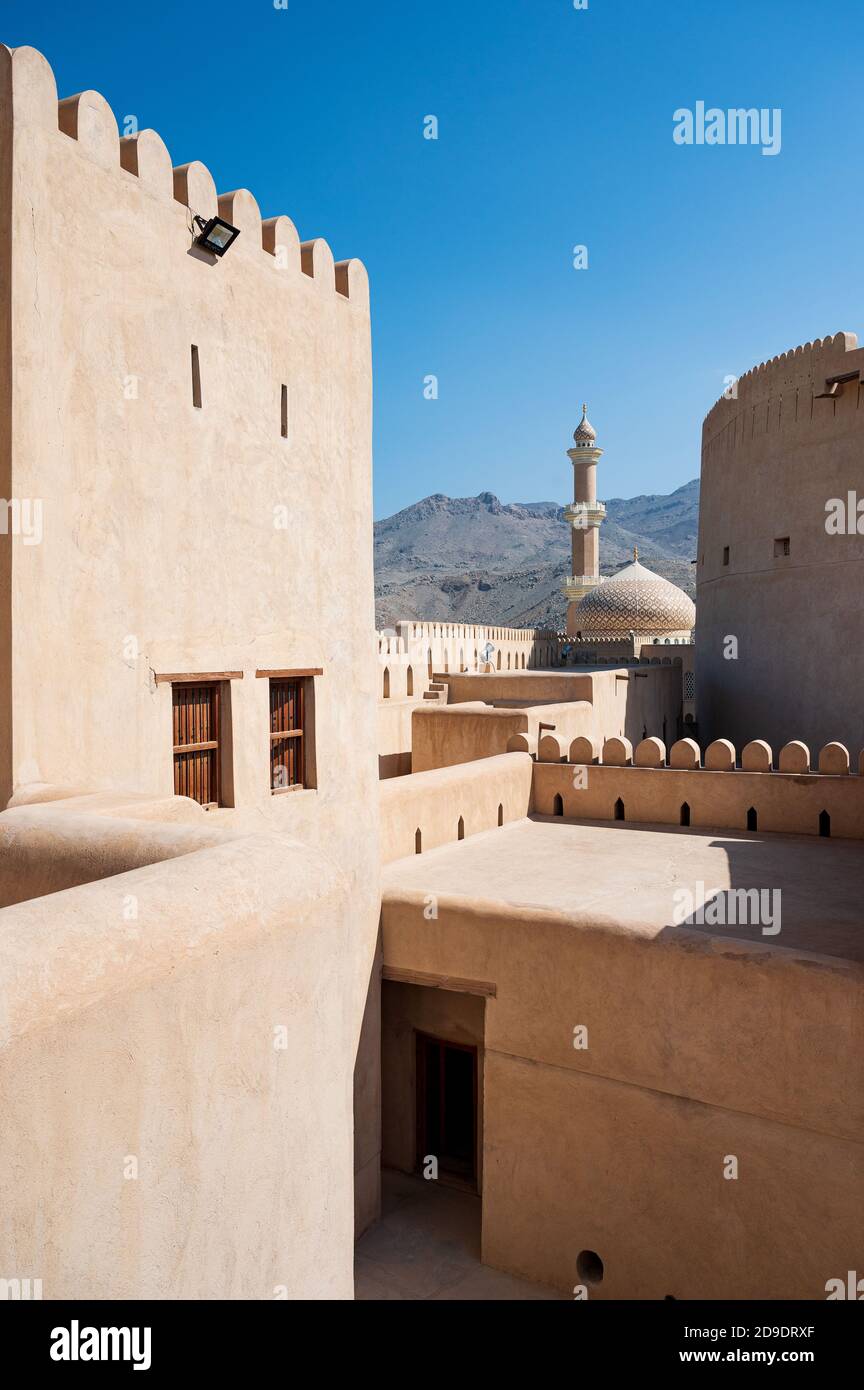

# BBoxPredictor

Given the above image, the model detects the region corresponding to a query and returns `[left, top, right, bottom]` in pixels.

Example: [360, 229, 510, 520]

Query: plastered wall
[698, 331, 864, 754]
[381, 887, 863, 1297]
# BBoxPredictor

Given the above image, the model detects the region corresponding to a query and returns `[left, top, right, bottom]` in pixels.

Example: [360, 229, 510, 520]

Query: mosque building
[562, 405, 695, 646]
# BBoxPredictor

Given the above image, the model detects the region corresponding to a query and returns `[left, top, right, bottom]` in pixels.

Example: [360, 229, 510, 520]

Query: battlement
[530, 735, 864, 840]
[0, 43, 368, 308]
[701, 329, 864, 449]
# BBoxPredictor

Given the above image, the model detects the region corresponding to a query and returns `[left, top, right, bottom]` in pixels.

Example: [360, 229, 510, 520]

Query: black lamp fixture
[193, 214, 240, 258]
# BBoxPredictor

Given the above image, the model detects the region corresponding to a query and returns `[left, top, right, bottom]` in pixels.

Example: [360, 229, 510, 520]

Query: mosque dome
[573, 553, 695, 639]
[572, 403, 597, 446]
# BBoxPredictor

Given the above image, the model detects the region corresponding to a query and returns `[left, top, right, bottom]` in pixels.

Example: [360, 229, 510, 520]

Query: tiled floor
[355, 1169, 566, 1301]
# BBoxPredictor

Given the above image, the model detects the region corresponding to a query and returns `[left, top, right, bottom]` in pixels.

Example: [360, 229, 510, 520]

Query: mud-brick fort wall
[697, 332, 864, 756]
[0, 44, 376, 833]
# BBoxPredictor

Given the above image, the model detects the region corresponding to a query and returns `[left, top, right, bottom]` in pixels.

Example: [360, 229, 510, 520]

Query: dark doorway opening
[614, 797, 625, 821]
[747, 806, 758, 832]
[819, 809, 831, 838]
[416, 1034, 478, 1189]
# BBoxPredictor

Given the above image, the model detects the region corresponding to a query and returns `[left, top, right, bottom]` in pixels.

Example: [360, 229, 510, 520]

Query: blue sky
[8, 1, 864, 517]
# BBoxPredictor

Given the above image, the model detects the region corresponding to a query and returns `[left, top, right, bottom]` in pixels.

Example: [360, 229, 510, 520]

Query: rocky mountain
[374, 480, 699, 630]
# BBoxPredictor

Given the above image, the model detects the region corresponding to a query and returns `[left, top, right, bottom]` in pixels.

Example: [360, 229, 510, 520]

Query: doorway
[416, 1033, 478, 1189]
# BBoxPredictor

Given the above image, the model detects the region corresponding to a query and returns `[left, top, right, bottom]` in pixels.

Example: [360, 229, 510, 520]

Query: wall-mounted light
[193, 215, 240, 257]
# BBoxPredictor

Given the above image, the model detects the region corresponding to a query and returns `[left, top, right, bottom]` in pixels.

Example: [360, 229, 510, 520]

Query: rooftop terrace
[382, 817, 864, 966]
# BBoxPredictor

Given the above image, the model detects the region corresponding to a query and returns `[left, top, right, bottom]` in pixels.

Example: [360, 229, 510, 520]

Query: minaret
[562, 403, 606, 636]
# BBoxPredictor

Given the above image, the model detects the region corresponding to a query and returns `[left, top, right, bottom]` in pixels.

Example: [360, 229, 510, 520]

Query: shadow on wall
[650, 828, 864, 960]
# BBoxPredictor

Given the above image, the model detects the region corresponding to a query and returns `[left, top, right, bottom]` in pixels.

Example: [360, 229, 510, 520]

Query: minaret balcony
[565, 500, 606, 530]
[562, 574, 603, 602]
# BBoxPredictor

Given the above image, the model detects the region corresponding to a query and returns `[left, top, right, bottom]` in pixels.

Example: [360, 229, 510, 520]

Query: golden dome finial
[633, 546, 639, 561]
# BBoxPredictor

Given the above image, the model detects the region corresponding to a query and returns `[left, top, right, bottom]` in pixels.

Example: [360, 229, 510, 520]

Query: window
[269, 678, 308, 791]
[722, 546, 729, 566]
[280, 383, 288, 439]
[774, 536, 790, 557]
[172, 682, 223, 807]
[191, 345, 202, 408]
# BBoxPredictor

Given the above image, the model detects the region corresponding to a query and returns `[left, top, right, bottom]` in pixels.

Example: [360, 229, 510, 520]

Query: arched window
[746, 806, 757, 832]
[406, 665, 414, 697]
[382, 667, 390, 699]
[497, 650, 502, 670]
[457, 815, 465, 841]
[614, 797, 625, 822]
[680, 802, 691, 827]
[497, 803, 504, 826]
[553, 793, 564, 817]
[427, 649, 433, 681]
[819, 809, 831, 838]
[415, 828, 422, 854]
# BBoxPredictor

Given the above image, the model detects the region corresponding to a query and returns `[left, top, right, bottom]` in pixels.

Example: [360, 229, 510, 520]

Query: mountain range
[374, 479, 699, 630]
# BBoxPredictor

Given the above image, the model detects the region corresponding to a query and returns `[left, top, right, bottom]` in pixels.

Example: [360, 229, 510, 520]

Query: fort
[0, 40, 861, 1303]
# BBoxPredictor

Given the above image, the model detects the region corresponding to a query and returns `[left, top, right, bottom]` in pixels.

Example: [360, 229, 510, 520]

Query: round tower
[562, 403, 606, 635]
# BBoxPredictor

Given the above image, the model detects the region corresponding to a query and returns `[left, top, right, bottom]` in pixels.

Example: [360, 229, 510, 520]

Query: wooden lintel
[255, 668, 324, 679]
[382, 966, 497, 998]
[156, 671, 243, 685]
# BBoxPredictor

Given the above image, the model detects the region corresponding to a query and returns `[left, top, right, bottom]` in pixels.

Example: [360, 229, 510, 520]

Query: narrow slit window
[774, 536, 790, 557]
[191, 345, 202, 408]
[722, 546, 729, 566]
[281, 383, 288, 439]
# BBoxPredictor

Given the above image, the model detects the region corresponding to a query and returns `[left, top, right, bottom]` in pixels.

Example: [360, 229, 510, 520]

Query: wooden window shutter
[270, 678, 304, 791]
[173, 682, 220, 807]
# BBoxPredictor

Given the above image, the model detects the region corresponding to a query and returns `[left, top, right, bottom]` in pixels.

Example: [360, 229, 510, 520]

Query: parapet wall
[0, 788, 358, 1298]
[702, 331, 863, 452]
[379, 752, 533, 863]
[533, 735, 864, 840]
[0, 44, 368, 306]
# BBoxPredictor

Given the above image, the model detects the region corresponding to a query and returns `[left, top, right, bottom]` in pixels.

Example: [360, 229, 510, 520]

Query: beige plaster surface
[409, 667, 682, 773]
[698, 332, 864, 755]
[379, 818, 864, 1297]
[355, 1170, 565, 1301]
[383, 815, 864, 963]
[0, 42, 381, 1298]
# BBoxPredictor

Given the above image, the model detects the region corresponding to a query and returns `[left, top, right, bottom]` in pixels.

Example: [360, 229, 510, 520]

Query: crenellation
[702, 330, 862, 444]
[172, 159, 218, 219]
[262, 213, 301, 270]
[217, 188, 262, 249]
[119, 129, 173, 194]
[57, 89, 118, 170]
[301, 236, 335, 285]
[3, 44, 57, 128]
[0, 45, 366, 301]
